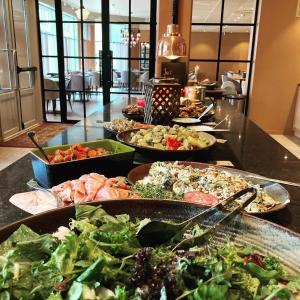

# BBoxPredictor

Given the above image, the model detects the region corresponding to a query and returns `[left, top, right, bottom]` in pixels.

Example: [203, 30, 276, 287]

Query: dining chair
[120, 70, 138, 90]
[69, 74, 91, 101]
[44, 79, 59, 113]
[241, 80, 247, 95]
[113, 70, 121, 88]
[221, 74, 228, 83]
[139, 71, 149, 92]
[91, 72, 101, 91]
[131, 71, 139, 90]
[120, 70, 129, 89]
[44, 78, 72, 112]
[221, 81, 237, 95]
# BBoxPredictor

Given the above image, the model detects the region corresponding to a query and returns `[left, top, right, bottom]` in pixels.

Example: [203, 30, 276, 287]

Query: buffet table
[0, 100, 300, 233]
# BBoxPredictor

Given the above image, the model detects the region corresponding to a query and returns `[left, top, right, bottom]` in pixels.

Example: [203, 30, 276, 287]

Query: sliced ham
[79, 174, 90, 182]
[84, 175, 106, 201]
[105, 177, 128, 189]
[90, 173, 106, 182]
[116, 188, 131, 198]
[52, 181, 72, 194]
[72, 179, 86, 195]
[184, 191, 219, 206]
[95, 186, 119, 200]
[57, 186, 73, 205]
[51, 173, 136, 206]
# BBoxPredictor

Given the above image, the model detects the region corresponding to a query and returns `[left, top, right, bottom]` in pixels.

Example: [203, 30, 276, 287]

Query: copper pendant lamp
[157, 0, 187, 60]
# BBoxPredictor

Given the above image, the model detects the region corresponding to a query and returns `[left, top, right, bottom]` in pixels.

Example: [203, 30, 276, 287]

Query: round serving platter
[172, 110, 215, 125]
[116, 129, 216, 160]
[0, 199, 299, 275]
[122, 112, 144, 122]
[172, 117, 203, 125]
[103, 122, 154, 138]
[103, 125, 118, 138]
[127, 161, 290, 215]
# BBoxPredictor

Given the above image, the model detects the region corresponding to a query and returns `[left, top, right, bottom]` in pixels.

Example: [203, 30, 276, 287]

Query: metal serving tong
[136, 187, 257, 250]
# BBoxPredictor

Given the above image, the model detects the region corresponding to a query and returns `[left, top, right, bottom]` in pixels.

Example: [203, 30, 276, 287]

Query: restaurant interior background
[0, 0, 300, 161]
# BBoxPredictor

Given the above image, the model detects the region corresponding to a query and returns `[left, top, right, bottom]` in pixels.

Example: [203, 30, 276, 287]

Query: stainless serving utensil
[246, 174, 300, 188]
[27, 131, 51, 163]
[197, 103, 214, 120]
[136, 187, 257, 248]
[213, 115, 229, 129]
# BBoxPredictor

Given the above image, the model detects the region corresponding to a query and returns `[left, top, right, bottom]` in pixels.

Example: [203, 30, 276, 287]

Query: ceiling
[192, 0, 256, 24]
[62, 0, 150, 20]
[61, 0, 256, 32]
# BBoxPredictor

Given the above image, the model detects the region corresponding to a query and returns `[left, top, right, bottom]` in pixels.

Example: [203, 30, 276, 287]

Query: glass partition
[0, 0, 11, 92]
[223, 0, 257, 24]
[37, 0, 156, 122]
[220, 26, 252, 60]
[190, 25, 219, 60]
[190, 0, 259, 103]
[0, 50, 12, 91]
[12, 0, 32, 89]
[192, 0, 221, 23]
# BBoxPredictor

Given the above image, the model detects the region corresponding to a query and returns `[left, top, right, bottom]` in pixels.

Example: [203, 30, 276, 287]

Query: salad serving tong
[136, 187, 257, 249]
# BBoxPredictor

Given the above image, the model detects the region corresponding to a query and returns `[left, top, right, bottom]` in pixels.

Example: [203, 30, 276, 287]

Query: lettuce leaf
[0, 225, 39, 256]
[46, 232, 79, 275]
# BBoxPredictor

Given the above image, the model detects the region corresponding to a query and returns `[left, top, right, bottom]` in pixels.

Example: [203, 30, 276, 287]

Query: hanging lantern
[157, 0, 187, 60]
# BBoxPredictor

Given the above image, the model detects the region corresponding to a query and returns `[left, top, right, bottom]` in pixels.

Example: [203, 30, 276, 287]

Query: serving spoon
[27, 131, 51, 163]
[172, 103, 215, 124]
[136, 187, 257, 248]
[197, 103, 214, 120]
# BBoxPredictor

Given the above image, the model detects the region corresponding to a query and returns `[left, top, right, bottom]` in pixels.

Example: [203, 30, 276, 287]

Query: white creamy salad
[137, 161, 280, 213]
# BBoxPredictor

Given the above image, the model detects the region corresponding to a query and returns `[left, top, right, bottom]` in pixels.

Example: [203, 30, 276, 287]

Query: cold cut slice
[184, 191, 219, 206]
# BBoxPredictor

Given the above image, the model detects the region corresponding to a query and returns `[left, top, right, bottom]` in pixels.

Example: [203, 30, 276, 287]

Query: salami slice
[184, 191, 219, 206]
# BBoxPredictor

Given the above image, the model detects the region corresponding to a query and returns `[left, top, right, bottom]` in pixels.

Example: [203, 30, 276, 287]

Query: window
[39, 3, 80, 74]
[37, 0, 156, 123]
[190, 0, 259, 99]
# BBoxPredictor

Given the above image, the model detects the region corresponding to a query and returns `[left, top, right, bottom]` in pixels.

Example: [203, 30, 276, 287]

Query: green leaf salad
[0, 205, 299, 299]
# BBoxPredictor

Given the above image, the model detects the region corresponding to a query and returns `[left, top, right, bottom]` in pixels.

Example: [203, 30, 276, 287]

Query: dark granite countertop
[0, 100, 299, 233]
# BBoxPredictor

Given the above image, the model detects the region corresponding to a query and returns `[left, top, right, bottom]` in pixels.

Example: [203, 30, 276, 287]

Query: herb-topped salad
[133, 162, 281, 213]
[0, 205, 299, 299]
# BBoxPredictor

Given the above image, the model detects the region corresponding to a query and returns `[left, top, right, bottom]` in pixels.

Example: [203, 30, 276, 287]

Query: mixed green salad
[0, 205, 299, 300]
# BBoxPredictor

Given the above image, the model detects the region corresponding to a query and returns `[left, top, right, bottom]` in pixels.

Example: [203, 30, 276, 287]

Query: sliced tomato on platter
[166, 137, 182, 150]
[183, 191, 219, 206]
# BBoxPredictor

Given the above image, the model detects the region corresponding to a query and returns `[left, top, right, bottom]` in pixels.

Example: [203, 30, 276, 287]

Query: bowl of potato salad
[116, 125, 216, 159]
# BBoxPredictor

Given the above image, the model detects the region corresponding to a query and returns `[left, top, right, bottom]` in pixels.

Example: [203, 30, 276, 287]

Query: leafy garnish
[133, 182, 182, 200]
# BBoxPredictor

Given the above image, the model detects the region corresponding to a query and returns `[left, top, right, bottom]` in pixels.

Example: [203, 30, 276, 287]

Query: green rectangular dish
[30, 139, 135, 188]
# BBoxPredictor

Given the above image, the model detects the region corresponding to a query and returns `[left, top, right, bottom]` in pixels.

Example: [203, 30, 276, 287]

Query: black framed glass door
[189, 0, 259, 113]
[36, 0, 156, 123]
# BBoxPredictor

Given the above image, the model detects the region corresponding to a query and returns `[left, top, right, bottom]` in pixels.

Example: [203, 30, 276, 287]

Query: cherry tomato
[53, 155, 64, 163]
[76, 144, 83, 151]
[87, 150, 97, 158]
[243, 254, 265, 268]
[166, 137, 182, 150]
[64, 155, 71, 162]
[76, 152, 86, 160]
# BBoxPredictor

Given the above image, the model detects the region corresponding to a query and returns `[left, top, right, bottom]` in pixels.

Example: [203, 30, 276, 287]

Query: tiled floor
[46, 92, 142, 122]
[0, 147, 30, 171]
[271, 135, 300, 159]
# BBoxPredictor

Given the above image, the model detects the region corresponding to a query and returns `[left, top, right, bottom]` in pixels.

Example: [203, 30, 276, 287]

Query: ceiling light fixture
[75, 5, 90, 20]
[157, 0, 186, 60]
